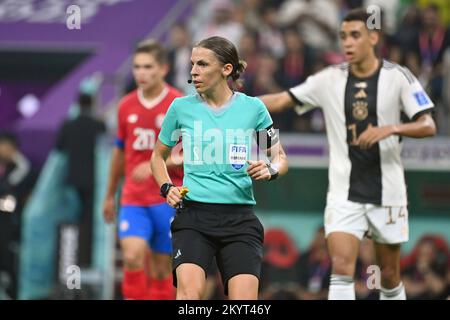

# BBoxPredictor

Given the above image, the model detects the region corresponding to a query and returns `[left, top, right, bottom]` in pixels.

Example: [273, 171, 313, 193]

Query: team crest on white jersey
[352, 101, 368, 121]
[128, 114, 138, 123]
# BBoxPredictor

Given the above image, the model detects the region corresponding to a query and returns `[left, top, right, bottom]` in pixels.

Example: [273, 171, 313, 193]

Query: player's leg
[118, 206, 152, 299]
[373, 242, 405, 299]
[368, 205, 408, 300]
[324, 200, 367, 299]
[326, 232, 360, 299]
[148, 203, 176, 299]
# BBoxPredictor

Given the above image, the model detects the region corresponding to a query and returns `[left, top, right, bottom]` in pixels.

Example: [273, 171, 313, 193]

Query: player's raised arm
[259, 67, 326, 116]
[259, 91, 296, 113]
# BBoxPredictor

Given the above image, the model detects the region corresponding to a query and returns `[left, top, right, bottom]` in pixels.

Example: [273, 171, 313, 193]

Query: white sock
[380, 282, 406, 300]
[328, 274, 355, 300]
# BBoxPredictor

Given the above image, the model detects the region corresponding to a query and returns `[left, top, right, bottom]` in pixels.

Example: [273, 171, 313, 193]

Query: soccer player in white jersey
[260, 8, 436, 300]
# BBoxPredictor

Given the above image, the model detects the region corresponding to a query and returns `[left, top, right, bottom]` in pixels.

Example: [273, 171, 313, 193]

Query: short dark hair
[343, 7, 383, 33]
[195, 36, 247, 88]
[134, 39, 168, 65]
[343, 8, 372, 24]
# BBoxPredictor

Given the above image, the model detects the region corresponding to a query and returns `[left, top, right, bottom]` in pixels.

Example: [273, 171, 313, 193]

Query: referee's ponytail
[195, 36, 246, 89]
[232, 59, 247, 89]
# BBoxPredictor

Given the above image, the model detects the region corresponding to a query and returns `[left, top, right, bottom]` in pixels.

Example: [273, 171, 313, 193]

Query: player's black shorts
[170, 200, 264, 295]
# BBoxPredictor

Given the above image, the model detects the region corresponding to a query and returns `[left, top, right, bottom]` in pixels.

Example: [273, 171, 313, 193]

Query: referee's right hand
[167, 186, 183, 208]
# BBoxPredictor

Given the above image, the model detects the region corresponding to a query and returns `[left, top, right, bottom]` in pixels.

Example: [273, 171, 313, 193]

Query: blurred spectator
[258, 4, 286, 58]
[404, 5, 450, 134]
[0, 131, 35, 299]
[278, 0, 340, 51]
[354, 238, 378, 300]
[55, 93, 106, 268]
[416, 0, 450, 26]
[280, 28, 326, 133]
[238, 29, 261, 85]
[166, 23, 192, 94]
[235, 0, 263, 31]
[0, 132, 34, 214]
[402, 235, 450, 299]
[277, 28, 316, 89]
[340, 0, 365, 11]
[246, 52, 297, 130]
[405, 5, 450, 99]
[246, 51, 283, 97]
[393, 5, 421, 64]
[375, 9, 402, 63]
[260, 228, 300, 300]
[295, 226, 330, 300]
[192, 0, 244, 46]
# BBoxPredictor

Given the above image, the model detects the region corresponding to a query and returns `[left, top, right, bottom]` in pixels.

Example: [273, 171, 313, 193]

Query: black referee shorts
[170, 200, 264, 295]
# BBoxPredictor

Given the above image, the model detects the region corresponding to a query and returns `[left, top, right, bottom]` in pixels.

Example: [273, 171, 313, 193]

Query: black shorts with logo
[170, 200, 264, 295]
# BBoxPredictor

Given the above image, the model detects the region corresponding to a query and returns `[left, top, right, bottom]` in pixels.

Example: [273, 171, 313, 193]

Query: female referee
[150, 36, 288, 300]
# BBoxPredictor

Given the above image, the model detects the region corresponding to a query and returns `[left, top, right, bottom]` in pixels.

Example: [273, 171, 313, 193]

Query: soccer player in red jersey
[103, 40, 183, 300]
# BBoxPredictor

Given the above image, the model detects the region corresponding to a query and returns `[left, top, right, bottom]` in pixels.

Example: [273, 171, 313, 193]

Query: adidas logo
[174, 249, 181, 259]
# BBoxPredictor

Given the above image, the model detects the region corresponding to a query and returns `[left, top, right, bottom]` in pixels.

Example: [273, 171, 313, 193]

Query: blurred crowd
[164, 0, 450, 134]
[203, 227, 450, 300]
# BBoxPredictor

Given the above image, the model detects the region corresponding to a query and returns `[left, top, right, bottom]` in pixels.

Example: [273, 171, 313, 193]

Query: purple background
[0, 0, 182, 167]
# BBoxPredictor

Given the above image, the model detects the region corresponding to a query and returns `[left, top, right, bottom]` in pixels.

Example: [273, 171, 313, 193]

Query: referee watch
[266, 163, 279, 181]
[160, 182, 175, 198]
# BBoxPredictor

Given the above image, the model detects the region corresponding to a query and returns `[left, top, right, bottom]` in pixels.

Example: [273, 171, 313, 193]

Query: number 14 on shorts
[386, 206, 406, 225]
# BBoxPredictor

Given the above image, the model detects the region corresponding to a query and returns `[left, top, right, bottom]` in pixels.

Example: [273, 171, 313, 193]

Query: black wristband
[267, 163, 279, 181]
[160, 182, 175, 198]
[268, 171, 279, 181]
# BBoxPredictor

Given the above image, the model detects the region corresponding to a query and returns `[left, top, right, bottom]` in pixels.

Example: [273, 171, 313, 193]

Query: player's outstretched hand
[103, 195, 116, 223]
[247, 160, 271, 181]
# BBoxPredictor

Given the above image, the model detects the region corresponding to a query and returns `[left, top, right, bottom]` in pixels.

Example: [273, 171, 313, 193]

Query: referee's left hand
[247, 160, 271, 181]
[356, 125, 394, 150]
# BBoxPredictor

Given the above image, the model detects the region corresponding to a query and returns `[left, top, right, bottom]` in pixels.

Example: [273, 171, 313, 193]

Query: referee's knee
[175, 263, 206, 300]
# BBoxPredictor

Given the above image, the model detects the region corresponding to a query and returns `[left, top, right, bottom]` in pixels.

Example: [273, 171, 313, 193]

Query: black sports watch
[160, 182, 175, 198]
[267, 163, 279, 181]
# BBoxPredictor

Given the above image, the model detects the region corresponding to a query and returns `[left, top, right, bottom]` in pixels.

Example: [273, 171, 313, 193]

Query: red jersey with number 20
[116, 85, 183, 206]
